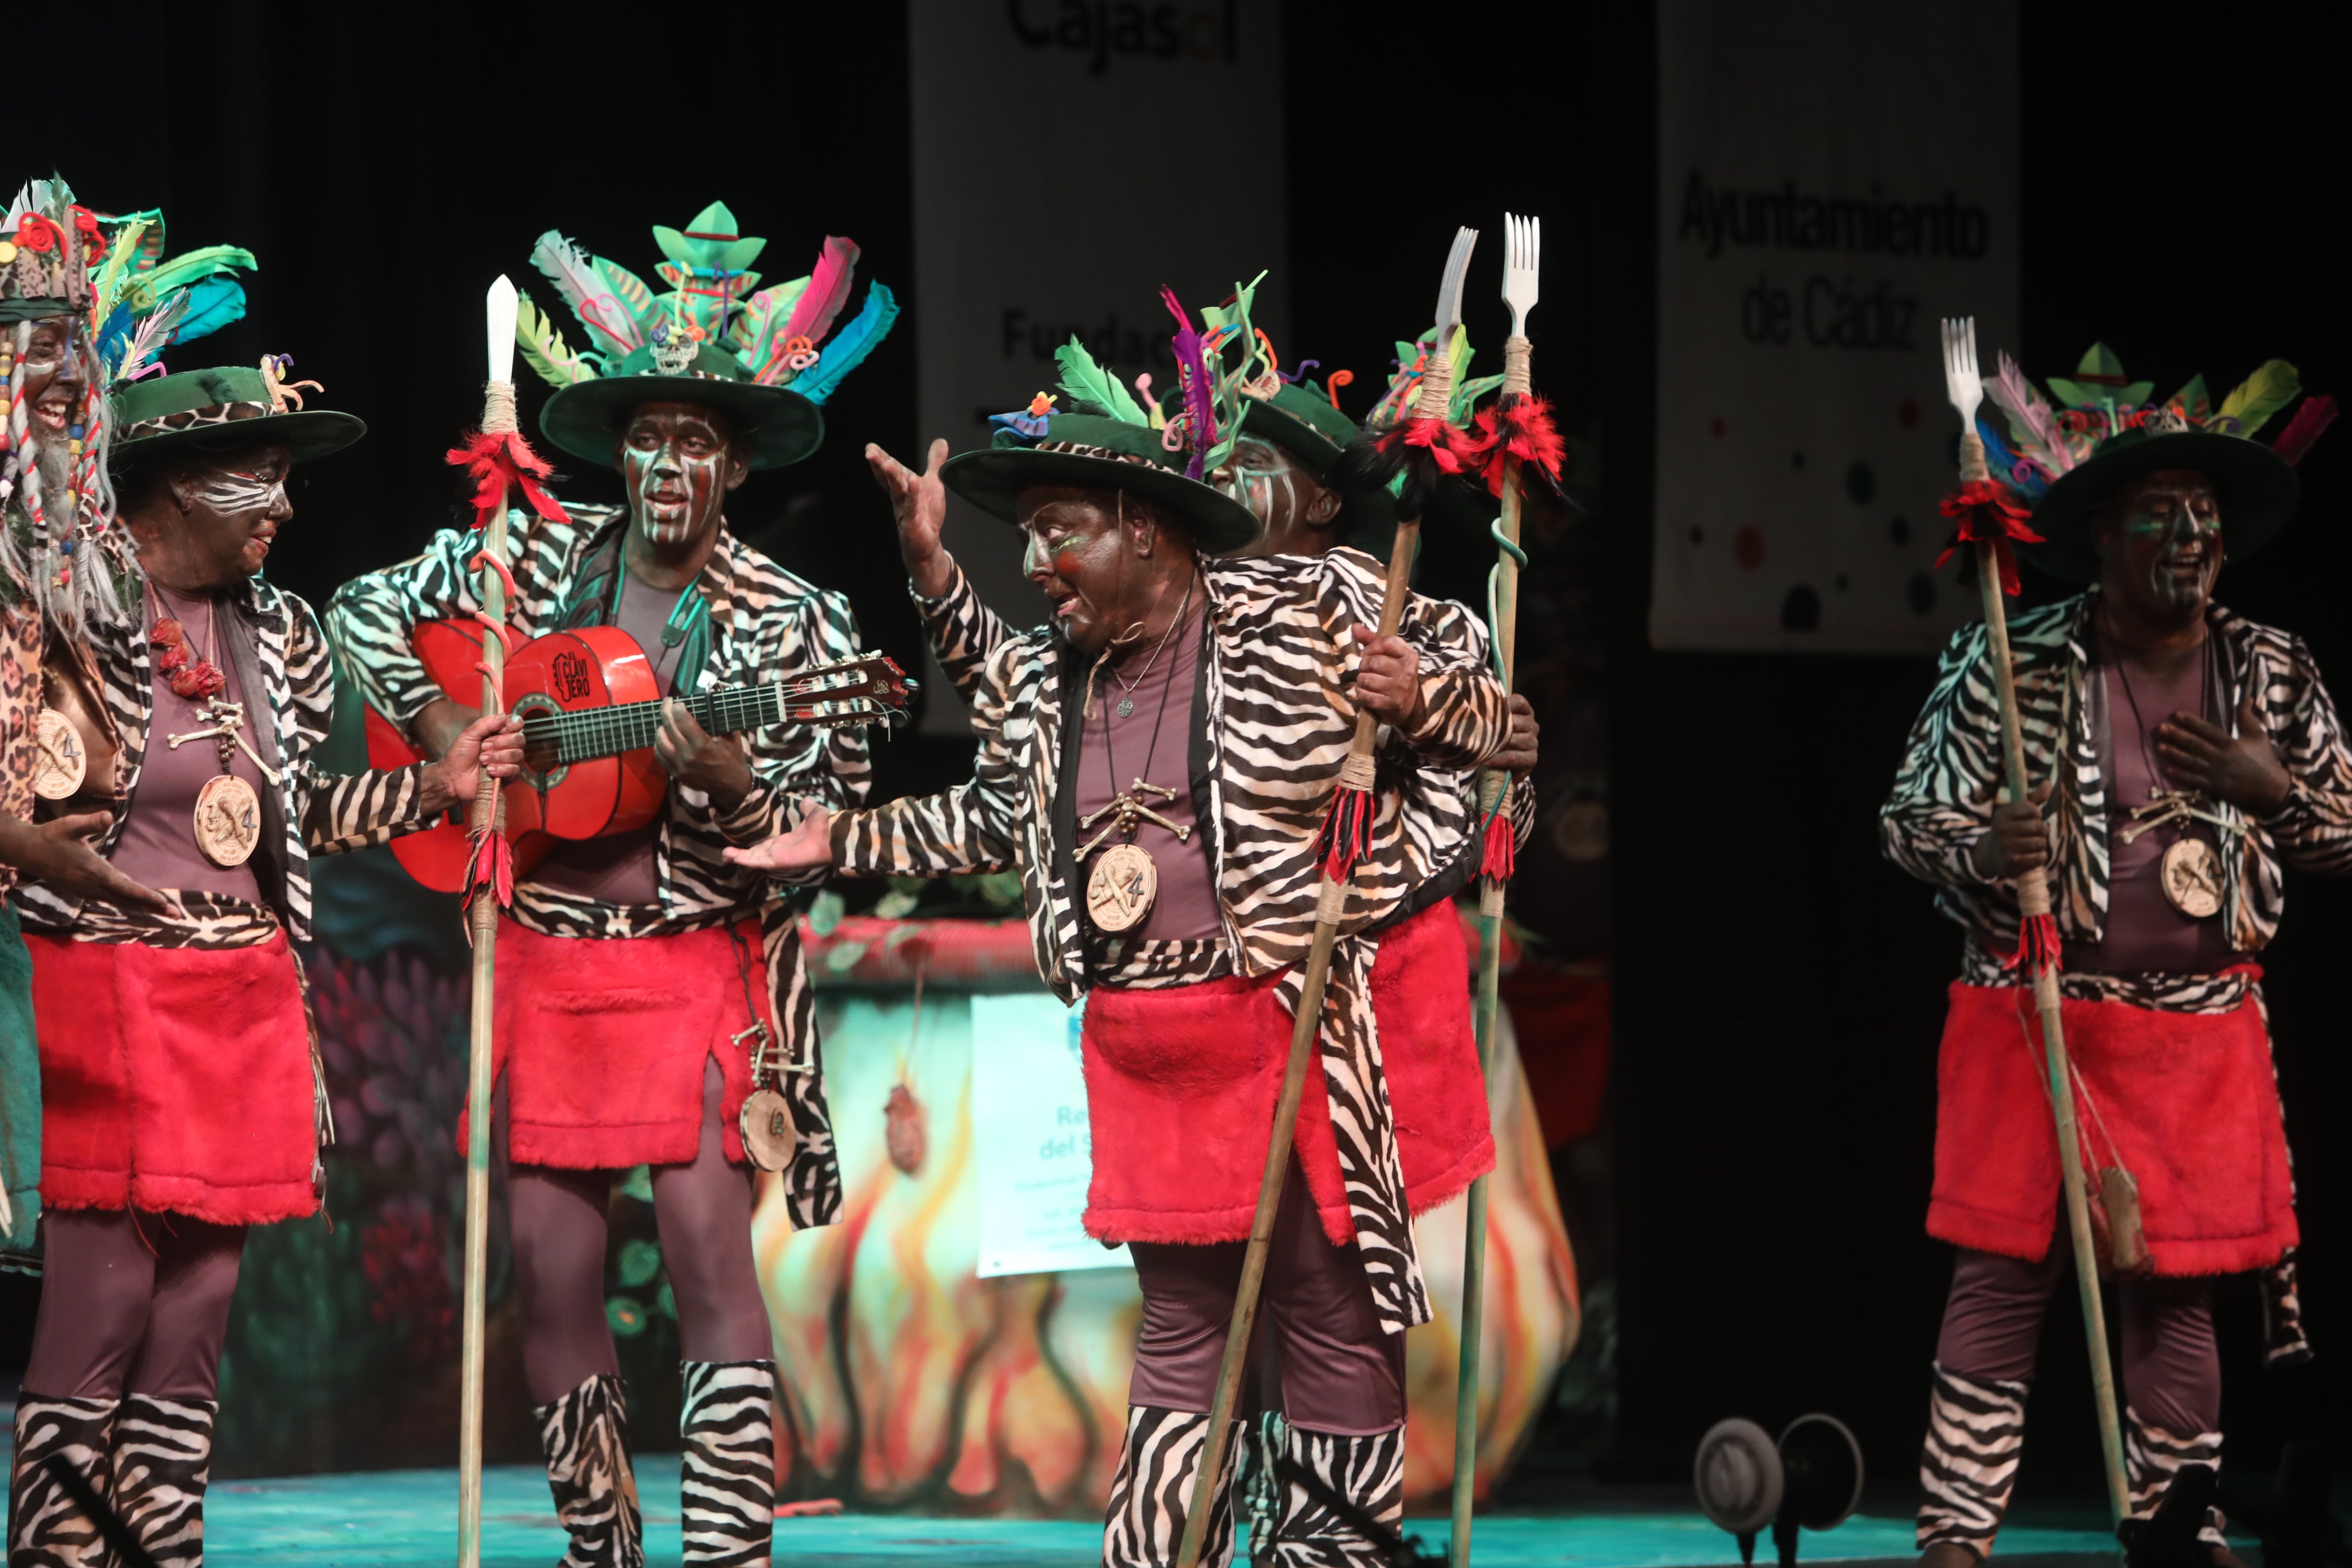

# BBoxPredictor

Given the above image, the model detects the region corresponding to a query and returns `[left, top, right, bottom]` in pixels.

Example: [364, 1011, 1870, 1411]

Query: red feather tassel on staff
[461, 828, 514, 926]
[2006, 912, 2062, 977]
[1313, 765, 1377, 885]
[1478, 808, 1516, 886]
[1936, 479, 2044, 598]
[1467, 394, 1566, 498]
[445, 429, 569, 536]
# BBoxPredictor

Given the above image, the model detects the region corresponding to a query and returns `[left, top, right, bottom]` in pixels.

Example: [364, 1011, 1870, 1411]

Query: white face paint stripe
[186, 469, 287, 515]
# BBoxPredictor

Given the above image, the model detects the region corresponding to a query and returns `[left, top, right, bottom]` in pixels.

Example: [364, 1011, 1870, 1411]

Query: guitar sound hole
[512, 695, 569, 789]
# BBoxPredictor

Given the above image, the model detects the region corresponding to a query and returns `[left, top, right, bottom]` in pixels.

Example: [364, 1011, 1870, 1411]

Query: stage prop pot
[751, 914, 1582, 1516]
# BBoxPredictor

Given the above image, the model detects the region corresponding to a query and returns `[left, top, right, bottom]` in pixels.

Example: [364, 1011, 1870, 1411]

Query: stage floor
[175, 1457, 2121, 1566]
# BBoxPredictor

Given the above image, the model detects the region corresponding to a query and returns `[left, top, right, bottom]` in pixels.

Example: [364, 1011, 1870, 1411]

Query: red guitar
[365, 620, 914, 894]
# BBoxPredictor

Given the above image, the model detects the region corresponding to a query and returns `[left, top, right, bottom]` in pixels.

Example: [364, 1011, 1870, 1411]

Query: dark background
[7, 0, 2344, 1508]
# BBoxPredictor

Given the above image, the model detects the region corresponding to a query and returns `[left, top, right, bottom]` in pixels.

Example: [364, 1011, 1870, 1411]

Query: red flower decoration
[152, 619, 186, 648]
[69, 206, 98, 236]
[1936, 479, 2045, 597]
[15, 216, 58, 254]
[155, 645, 189, 674]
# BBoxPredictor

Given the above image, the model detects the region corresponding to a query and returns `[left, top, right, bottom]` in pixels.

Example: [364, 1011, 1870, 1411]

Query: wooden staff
[1448, 325, 1532, 1568]
[1174, 231, 1477, 1568]
[1957, 426, 2131, 1525]
[456, 276, 520, 1568]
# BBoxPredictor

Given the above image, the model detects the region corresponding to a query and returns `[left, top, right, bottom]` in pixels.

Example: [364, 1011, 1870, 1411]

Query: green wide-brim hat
[942, 413, 1260, 554]
[539, 344, 821, 472]
[2021, 426, 2300, 584]
[108, 366, 366, 466]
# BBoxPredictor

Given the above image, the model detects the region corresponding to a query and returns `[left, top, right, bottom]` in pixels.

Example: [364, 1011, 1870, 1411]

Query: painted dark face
[133, 443, 295, 590]
[17, 315, 90, 445]
[616, 401, 747, 547]
[2092, 469, 2223, 624]
[1016, 485, 1173, 657]
[1213, 435, 1342, 557]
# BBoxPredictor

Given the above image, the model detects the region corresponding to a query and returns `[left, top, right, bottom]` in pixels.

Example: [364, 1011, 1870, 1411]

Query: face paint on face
[1017, 486, 1153, 656]
[620, 403, 739, 547]
[1212, 437, 1340, 557]
[2096, 469, 2224, 623]
[153, 445, 295, 586]
[18, 317, 89, 442]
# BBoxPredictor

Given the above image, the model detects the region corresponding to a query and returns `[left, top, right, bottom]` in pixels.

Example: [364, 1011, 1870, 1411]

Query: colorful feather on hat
[110, 294, 187, 385]
[780, 237, 860, 350]
[2270, 395, 2338, 467]
[1053, 331, 1148, 424]
[726, 277, 810, 365]
[1987, 351, 2075, 475]
[515, 293, 602, 388]
[531, 232, 647, 357]
[1162, 286, 1219, 481]
[2216, 359, 2300, 437]
[786, 283, 900, 405]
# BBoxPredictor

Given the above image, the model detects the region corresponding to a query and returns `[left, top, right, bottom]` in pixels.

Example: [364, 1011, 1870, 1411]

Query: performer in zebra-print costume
[6, 362, 524, 1568]
[1883, 344, 2350, 1568]
[731, 343, 1516, 1565]
[330, 202, 895, 1568]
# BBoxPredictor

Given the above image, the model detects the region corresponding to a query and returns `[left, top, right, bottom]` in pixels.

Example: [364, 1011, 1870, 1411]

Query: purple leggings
[507, 1057, 772, 1406]
[1126, 1162, 1404, 1436]
[22, 1211, 247, 1401]
[1937, 1242, 2220, 1436]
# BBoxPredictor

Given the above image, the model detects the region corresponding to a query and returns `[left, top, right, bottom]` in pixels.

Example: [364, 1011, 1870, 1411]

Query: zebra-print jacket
[1882, 591, 2352, 982]
[326, 505, 866, 1229]
[13, 575, 438, 945]
[909, 563, 1538, 906]
[834, 548, 1510, 1332]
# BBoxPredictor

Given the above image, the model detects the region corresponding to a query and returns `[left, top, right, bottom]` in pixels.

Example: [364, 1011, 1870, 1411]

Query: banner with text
[908, 0, 1287, 729]
[1652, 0, 2018, 653]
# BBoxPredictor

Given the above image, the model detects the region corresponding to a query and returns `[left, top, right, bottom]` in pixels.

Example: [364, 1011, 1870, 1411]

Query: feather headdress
[518, 201, 896, 407]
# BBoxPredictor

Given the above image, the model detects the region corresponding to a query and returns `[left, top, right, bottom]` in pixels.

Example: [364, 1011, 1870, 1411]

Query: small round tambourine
[740, 1087, 799, 1172]
[1086, 842, 1158, 934]
[195, 773, 263, 867]
[2161, 837, 2223, 920]
[33, 710, 86, 800]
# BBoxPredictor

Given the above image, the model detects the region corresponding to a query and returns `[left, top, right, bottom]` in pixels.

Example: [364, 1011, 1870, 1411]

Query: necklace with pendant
[1104, 579, 1193, 720]
[2108, 625, 2230, 919]
[153, 591, 279, 868]
[1081, 602, 1195, 935]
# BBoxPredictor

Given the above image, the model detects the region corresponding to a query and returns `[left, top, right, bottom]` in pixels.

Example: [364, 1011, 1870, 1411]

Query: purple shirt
[2070, 634, 2238, 975]
[1071, 609, 1222, 944]
[527, 573, 687, 908]
[111, 585, 270, 902]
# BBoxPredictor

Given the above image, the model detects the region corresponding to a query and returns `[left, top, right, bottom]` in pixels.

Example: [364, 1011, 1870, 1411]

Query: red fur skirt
[1081, 898, 1494, 1247]
[466, 918, 771, 1170]
[1929, 976, 2296, 1276]
[28, 933, 317, 1224]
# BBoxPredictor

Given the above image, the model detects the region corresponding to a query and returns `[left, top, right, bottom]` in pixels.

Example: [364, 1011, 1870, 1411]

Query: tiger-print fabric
[913, 562, 1538, 903]
[2125, 1405, 2227, 1547]
[1953, 941, 2256, 1014]
[1, 601, 40, 895]
[6, 1394, 117, 1568]
[2262, 1248, 2311, 1367]
[328, 505, 861, 1230]
[1102, 1405, 1240, 1568]
[535, 1371, 646, 1568]
[1266, 1422, 1408, 1566]
[110, 1393, 217, 1568]
[1883, 591, 2352, 959]
[837, 550, 1508, 1330]
[1916, 1361, 2029, 1553]
[678, 1360, 775, 1568]
[13, 574, 439, 949]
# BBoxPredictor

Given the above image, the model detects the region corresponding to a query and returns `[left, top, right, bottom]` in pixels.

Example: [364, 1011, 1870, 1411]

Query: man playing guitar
[328, 205, 894, 1568]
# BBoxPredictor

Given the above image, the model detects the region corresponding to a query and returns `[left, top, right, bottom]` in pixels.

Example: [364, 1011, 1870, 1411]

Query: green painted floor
[184, 1458, 2122, 1566]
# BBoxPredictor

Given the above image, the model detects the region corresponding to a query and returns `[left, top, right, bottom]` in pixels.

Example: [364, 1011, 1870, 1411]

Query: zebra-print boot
[679, 1361, 775, 1568]
[535, 1374, 645, 1568]
[1264, 1423, 1406, 1566]
[1916, 1361, 2030, 1558]
[2124, 1405, 2228, 1552]
[110, 1396, 216, 1568]
[7, 1394, 119, 1568]
[1102, 1406, 1241, 1568]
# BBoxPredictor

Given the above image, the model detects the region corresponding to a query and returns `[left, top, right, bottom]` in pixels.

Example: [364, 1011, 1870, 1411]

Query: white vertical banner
[907, 0, 1287, 730]
[970, 993, 1132, 1278]
[1652, 0, 2018, 653]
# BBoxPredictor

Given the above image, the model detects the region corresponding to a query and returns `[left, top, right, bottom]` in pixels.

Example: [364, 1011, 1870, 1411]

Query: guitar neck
[540, 684, 782, 766]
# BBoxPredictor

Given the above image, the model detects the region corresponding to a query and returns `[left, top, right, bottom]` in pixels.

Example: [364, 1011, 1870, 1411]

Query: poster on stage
[1651, 0, 2020, 653]
[906, 0, 1287, 730]
[971, 992, 1132, 1278]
